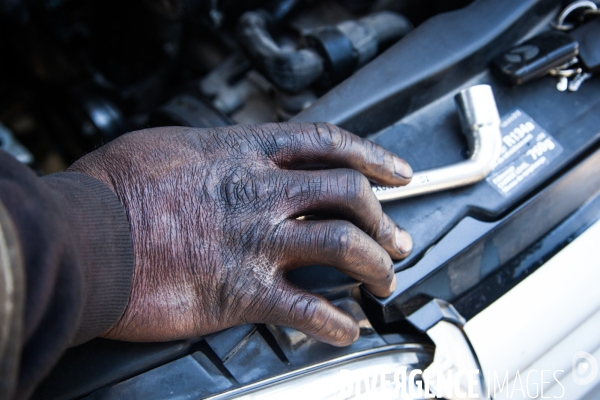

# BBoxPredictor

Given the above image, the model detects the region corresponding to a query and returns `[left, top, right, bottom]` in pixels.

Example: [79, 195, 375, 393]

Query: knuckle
[365, 140, 386, 162]
[294, 298, 353, 343]
[378, 215, 396, 242]
[306, 316, 330, 336]
[292, 296, 325, 332]
[265, 123, 303, 165]
[314, 122, 345, 151]
[218, 167, 281, 212]
[327, 222, 358, 261]
[301, 297, 320, 323]
[346, 170, 371, 201]
[260, 123, 288, 157]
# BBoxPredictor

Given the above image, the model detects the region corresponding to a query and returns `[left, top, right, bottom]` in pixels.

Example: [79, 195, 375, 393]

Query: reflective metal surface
[408, 299, 490, 400]
[372, 84, 502, 202]
[207, 343, 433, 399]
[0, 123, 33, 164]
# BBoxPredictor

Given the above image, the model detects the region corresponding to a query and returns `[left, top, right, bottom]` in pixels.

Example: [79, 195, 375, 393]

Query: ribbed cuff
[42, 172, 134, 345]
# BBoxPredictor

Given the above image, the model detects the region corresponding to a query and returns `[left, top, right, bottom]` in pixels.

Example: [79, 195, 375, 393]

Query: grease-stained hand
[69, 122, 413, 346]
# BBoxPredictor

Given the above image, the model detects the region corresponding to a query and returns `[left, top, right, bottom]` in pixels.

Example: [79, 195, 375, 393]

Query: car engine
[2, 0, 600, 398]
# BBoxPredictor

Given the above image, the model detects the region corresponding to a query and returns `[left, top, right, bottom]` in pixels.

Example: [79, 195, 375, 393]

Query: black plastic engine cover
[291, 0, 600, 319]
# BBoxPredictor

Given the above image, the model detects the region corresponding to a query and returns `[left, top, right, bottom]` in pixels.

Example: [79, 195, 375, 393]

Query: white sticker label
[487, 109, 563, 196]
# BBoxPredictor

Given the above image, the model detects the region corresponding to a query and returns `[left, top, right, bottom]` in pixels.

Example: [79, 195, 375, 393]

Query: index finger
[260, 122, 413, 187]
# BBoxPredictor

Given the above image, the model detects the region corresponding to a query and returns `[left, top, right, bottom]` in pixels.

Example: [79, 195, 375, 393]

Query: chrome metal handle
[372, 84, 502, 202]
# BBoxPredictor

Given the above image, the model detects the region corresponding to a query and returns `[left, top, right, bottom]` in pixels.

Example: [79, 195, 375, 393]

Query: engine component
[46, 88, 127, 159]
[199, 53, 318, 123]
[200, 54, 273, 116]
[372, 84, 502, 202]
[150, 94, 233, 128]
[237, 10, 412, 92]
[306, 11, 412, 87]
[73, 91, 126, 141]
[0, 122, 33, 164]
[237, 10, 325, 93]
[275, 89, 318, 120]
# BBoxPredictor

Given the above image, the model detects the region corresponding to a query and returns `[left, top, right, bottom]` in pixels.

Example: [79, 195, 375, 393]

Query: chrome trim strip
[206, 343, 432, 399]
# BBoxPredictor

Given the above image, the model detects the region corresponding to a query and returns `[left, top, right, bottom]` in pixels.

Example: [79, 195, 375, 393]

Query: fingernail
[395, 228, 413, 255]
[394, 157, 413, 179]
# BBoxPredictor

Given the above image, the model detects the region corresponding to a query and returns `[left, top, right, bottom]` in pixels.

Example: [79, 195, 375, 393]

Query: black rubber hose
[263, 0, 302, 22]
[359, 11, 413, 49]
[237, 11, 324, 93]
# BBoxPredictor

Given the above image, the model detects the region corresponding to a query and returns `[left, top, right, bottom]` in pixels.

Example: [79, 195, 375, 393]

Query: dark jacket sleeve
[0, 150, 134, 399]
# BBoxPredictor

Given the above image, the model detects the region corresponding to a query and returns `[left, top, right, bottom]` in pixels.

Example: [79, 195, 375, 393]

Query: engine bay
[3, 0, 600, 398]
[0, 0, 474, 170]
